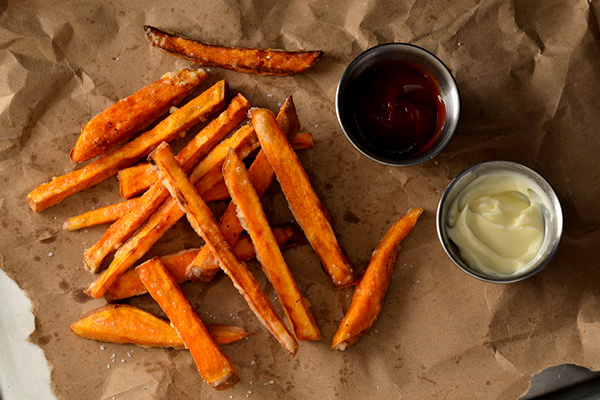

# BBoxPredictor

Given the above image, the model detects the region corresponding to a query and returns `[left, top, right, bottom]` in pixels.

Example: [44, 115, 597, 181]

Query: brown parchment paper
[2, 0, 600, 399]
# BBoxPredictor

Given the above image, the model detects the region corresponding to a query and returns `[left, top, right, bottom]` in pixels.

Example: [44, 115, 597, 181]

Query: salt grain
[48, 252, 53, 257]
[100, 345, 105, 350]
[107, 364, 111, 369]
[250, 360, 255, 365]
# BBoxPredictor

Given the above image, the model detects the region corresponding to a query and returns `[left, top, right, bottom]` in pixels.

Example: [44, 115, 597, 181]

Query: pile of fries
[27, 27, 422, 391]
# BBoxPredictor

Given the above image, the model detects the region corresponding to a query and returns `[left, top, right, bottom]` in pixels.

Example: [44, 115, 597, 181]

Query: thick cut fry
[104, 225, 306, 302]
[86, 125, 259, 296]
[331, 208, 423, 351]
[149, 143, 298, 356]
[63, 198, 141, 231]
[136, 258, 239, 390]
[27, 80, 226, 213]
[71, 304, 252, 347]
[70, 69, 207, 162]
[223, 149, 320, 341]
[145, 25, 324, 77]
[187, 96, 300, 279]
[83, 92, 246, 273]
[250, 108, 357, 288]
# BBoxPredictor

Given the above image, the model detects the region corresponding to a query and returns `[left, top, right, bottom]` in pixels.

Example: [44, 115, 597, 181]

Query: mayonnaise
[447, 170, 547, 277]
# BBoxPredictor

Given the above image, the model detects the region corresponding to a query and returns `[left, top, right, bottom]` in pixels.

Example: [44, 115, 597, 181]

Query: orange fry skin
[331, 208, 423, 351]
[187, 96, 300, 279]
[86, 125, 259, 298]
[83, 89, 244, 274]
[223, 149, 320, 341]
[70, 69, 207, 162]
[149, 142, 298, 357]
[70, 304, 252, 347]
[26, 79, 225, 213]
[250, 108, 357, 288]
[136, 258, 239, 390]
[145, 25, 324, 77]
[63, 198, 141, 231]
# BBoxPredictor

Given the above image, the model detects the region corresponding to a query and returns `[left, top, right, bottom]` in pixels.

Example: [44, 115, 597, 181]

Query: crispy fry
[291, 132, 314, 150]
[82, 92, 247, 273]
[187, 96, 300, 279]
[223, 149, 320, 341]
[104, 225, 306, 302]
[136, 258, 239, 390]
[70, 69, 207, 162]
[331, 208, 423, 351]
[86, 125, 259, 296]
[200, 180, 230, 203]
[250, 108, 357, 288]
[26, 80, 226, 213]
[70, 304, 252, 347]
[62, 198, 141, 231]
[149, 143, 298, 356]
[145, 25, 324, 77]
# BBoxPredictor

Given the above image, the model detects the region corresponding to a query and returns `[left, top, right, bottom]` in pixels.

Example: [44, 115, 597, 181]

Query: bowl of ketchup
[336, 43, 460, 166]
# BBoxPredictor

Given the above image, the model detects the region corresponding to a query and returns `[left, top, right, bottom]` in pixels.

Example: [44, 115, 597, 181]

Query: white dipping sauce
[447, 170, 550, 277]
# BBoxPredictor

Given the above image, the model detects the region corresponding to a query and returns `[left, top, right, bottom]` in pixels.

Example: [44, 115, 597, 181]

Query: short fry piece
[331, 208, 423, 351]
[145, 25, 324, 77]
[223, 149, 320, 341]
[250, 108, 357, 288]
[70, 304, 252, 347]
[149, 143, 298, 356]
[136, 258, 239, 390]
[62, 198, 141, 231]
[27, 79, 226, 213]
[70, 69, 207, 162]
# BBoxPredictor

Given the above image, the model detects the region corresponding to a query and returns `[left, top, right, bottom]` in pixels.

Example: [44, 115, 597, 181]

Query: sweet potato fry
[104, 224, 306, 302]
[186, 96, 300, 279]
[250, 108, 357, 288]
[291, 132, 314, 150]
[62, 198, 141, 231]
[331, 208, 423, 351]
[145, 25, 324, 77]
[70, 69, 207, 162]
[149, 143, 298, 356]
[223, 149, 320, 341]
[86, 125, 259, 296]
[200, 180, 230, 203]
[136, 258, 239, 390]
[26, 80, 226, 213]
[83, 92, 247, 273]
[71, 304, 252, 347]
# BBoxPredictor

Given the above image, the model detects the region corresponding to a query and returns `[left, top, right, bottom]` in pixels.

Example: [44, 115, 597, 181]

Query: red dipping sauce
[347, 60, 446, 159]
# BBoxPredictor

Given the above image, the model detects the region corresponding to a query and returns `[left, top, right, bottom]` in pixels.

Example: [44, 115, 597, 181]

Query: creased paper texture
[2, 0, 600, 399]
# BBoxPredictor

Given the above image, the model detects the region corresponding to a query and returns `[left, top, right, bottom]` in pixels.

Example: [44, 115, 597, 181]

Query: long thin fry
[136, 258, 239, 390]
[331, 208, 423, 351]
[70, 69, 207, 162]
[104, 225, 306, 302]
[250, 108, 357, 288]
[26, 80, 226, 213]
[71, 304, 253, 347]
[82, 92, 246, 273]
[63, 198, 141, 231]
[187, 96, 300, 279]
[223, 149, 320, 341]
[86, 125, 259, 297]
[145, 25, 324, 76]
[149, 143, 298, 356]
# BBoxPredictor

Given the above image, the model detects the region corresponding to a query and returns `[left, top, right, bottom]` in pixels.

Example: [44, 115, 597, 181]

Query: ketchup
[347, 60, 446, 159]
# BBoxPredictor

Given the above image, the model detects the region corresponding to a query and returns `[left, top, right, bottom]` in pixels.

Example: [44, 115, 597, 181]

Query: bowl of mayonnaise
[436, 161, 563, 283]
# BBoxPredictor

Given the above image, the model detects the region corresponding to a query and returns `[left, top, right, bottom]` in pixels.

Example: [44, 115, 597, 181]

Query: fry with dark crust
[63, 198, 141, 231]
[136, 258, 239, 390]
[149, 143, 298, 356]
[223, 149, 320, 341]
[70, 69, 207, 162]
[331, 208, 423, 351]
[145, 25, 324, 76]
[26, 80, 226, 213]
[250, 108, 357, 288]
[70, 304, 253, 347]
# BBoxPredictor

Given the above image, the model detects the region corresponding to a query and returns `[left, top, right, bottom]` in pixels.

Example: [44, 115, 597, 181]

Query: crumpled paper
[2, 0, 600, 399]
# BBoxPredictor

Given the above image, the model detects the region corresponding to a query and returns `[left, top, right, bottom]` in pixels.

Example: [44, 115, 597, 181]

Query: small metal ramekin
[436, 161, 563, 283]
[336, 43, 461, 166]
